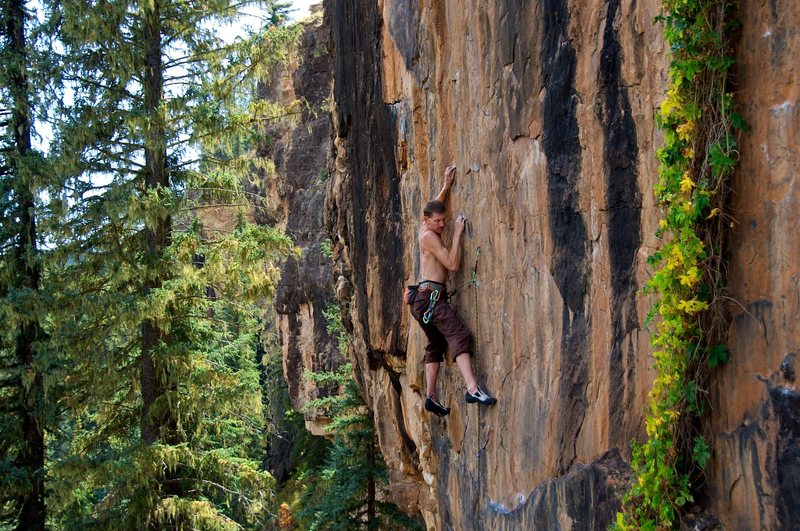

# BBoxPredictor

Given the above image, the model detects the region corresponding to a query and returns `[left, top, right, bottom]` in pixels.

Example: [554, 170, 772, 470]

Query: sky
[29, 0, 321, 158]
[287, 0, 319, 21]
[221, 0, 320, 41]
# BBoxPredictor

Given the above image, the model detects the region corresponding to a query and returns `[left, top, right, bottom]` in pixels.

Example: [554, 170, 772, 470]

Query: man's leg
[454, 353, 478, 395]
[428, 302, 488, 401]
[455, 352, 496, 405]
[425, 361, 441, 398]
[421, 327, 450, 416]
[458, 350, 497, 405]
[424, 361, 450, 416]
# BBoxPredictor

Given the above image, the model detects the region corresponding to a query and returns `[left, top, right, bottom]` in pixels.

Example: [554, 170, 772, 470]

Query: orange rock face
[312, 0, 800, 528]
[705, 0, 800, 528]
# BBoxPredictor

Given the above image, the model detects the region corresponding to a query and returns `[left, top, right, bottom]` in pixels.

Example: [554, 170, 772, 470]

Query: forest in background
[0, 1, 415, 528]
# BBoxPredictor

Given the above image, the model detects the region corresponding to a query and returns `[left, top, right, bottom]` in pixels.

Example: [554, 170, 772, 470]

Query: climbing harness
[417, 280, 446, 324]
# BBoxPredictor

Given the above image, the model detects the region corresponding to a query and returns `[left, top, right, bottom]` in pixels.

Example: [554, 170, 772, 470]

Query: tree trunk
[367, 434, 376, 528]
[140, 0, 169, 446]
[5, 0, 46, 528]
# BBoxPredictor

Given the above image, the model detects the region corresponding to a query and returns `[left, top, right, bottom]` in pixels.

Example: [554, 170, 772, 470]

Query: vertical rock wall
[706, 1, 800, 528]
[316, 0, 800, 529]
[257, 11, 342, 436]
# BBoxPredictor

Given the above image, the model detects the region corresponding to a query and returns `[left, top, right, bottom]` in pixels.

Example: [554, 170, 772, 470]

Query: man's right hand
[454, 214, 467, 236]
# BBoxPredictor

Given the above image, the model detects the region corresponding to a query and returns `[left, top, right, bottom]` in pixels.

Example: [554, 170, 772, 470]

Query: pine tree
[297, 368, 422, 531]
[299, 372, 378, 530]
[295, 306, 422, 530]
[0, 1, 59, 527]
[40, 1, 299, 527]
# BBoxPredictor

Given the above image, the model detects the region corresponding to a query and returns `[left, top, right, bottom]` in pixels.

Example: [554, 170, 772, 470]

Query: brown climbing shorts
[409, 288, 473, 364]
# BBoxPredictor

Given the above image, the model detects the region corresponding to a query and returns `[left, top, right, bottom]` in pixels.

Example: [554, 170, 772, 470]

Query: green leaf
[730, 112, 749, 132]
[693, 436, 711, 468]
[708, 344, 730, 368]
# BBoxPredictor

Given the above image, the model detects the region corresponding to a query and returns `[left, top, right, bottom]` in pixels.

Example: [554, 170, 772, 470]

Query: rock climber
[405, 164, 497, 417]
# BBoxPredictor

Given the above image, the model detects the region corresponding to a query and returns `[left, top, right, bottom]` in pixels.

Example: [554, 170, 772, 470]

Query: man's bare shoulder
[419, 229, 442, 248]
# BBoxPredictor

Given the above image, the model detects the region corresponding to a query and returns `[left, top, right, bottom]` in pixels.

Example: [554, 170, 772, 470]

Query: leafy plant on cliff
[616, 0, 744, 528]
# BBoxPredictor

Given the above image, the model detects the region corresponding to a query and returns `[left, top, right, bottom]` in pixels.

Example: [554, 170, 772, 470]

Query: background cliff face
[274, 1, 799, 529]
[256, 10, 344, 437]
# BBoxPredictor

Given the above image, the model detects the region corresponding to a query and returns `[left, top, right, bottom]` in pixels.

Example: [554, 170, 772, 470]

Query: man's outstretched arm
[435, 165, 457, 205]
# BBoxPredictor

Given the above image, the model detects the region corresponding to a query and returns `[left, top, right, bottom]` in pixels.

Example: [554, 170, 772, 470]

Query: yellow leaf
[676, 120, 695, 141]
[680, 172, 695, 193]
[679, 266, 701, 287]
[677, 298, 709, 314]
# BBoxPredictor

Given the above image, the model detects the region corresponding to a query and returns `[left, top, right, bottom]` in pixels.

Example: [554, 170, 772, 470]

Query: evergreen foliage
[4, 0, 298, 528]
[297, 367, 419, 531]
[43, 1, 293, 529]
[0, 1, 62, 527]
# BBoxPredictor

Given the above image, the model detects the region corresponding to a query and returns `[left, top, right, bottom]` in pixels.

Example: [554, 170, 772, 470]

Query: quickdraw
[422, 289, 440, 324]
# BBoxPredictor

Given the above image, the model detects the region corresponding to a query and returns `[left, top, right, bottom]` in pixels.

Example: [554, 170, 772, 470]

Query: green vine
[616, 0, 744, 528]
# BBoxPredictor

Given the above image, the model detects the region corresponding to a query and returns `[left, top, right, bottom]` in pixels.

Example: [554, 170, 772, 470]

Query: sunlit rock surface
[257, 11, 342, 437]
[273, 0, 799, 528]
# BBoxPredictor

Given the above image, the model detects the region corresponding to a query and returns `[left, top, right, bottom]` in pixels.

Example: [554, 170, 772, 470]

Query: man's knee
[424, 351, 445, 364]
[450, 332, 473, 362]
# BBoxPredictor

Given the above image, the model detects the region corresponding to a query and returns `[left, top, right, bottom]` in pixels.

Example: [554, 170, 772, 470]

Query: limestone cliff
[275, 0, 799, 529]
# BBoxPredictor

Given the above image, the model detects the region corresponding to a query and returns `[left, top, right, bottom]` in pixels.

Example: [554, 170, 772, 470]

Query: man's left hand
[444, 165, 456, 187]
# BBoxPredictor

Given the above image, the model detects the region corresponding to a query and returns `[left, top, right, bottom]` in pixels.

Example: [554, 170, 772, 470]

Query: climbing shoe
[425, 396, 451, 417]
[465, 387, 497, 406]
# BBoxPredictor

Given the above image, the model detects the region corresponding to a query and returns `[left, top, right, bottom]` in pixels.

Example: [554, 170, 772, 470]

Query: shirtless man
[406, 165, 497, 417]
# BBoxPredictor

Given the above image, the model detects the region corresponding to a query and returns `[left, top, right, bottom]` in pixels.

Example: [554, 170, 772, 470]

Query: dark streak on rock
[433, 416, 490, 531]
[499, 0, 539, 141]
[387, 0, 420, 71]
[328, 0, 421, 501]
[597, 0, 642, 449]
[385, 362, 420, 464]
[541, 0, 591, 475]
[329, 0, 404, 355]
[770, 385, 800, 528]
[432, 432, 455, 530]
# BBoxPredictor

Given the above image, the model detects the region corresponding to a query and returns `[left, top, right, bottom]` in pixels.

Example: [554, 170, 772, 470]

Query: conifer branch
[162, 477, 255, 505]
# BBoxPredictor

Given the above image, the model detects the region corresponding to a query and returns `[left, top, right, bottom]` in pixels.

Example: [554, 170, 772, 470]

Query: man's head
[423, 200, 446, 234]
